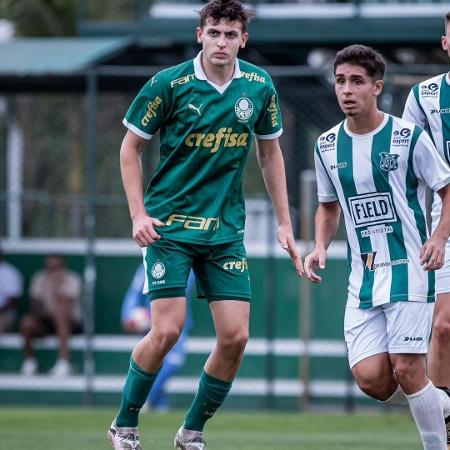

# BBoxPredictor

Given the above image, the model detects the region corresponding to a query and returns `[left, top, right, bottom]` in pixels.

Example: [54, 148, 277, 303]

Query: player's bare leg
[428, 294, 450, 448]
[132, 297, 186, 372]
[109, 298, 186, 450]
[175, 301, 250, 450]
[429, 293, 450, 387]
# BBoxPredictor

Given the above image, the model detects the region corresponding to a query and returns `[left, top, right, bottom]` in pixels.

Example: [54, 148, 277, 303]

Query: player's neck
[346, 109, 385, 135]
[201, 54, 236, 86]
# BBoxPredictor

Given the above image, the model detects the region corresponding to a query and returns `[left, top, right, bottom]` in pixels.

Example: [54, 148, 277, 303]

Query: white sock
[436, 388, 450, 419]
[381, 384, 408, 406]
[406, 381, 446, 450]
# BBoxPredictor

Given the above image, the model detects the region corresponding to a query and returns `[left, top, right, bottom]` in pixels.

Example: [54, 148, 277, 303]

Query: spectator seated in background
[20, 255, 82, 377]
[0, 248, 24, 333]
[121, 265, 193, 411]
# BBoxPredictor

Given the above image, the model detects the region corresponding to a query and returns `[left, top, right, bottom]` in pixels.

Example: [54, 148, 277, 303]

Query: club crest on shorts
[235, 97, 254, 122]
[151, 261, 166, 279]
[379, 152, 399, 172]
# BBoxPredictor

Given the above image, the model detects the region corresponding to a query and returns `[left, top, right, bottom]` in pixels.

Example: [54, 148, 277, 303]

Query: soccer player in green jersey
[107, 1, 303, 449]
[305, 45, 450, 450]
[403, 12, 450, 448]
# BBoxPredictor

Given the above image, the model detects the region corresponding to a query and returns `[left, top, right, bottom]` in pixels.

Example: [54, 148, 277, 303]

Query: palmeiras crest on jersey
[234, 97, 254, 122]
[151, 261, 166, 279]
[379, 152, 400, 172]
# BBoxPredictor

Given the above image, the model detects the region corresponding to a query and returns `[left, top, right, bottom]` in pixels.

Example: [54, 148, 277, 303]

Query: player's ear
[442, 35, 449, 52]
[374, 80, 383, 96]
[196, 26, 203, 44]
[240, 32, 249, 49]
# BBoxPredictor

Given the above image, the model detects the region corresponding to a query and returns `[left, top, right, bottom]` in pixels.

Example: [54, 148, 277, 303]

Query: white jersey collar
[193, 51, 241, 94]
[344, 112, 389, 139]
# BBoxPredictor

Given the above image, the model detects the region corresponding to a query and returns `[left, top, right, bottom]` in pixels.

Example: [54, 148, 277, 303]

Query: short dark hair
[333, 44, 386, 81]
[198, 0, 255, 33]
[445, 11, 450, 30]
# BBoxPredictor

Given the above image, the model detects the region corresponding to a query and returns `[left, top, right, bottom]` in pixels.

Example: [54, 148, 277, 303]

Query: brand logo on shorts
[151, 261, 166, 279]
[403, 336, 423, 342]
[379, 152, 400, 171]
[223, 258, 248, 272]
[235, 97, 254, 122]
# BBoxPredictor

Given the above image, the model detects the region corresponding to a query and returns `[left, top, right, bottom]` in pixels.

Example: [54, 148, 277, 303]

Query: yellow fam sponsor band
[166, 214, 220, 231]
[184, 128, 249, 153]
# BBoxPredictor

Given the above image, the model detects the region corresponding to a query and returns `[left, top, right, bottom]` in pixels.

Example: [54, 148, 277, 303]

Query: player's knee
[218, 329, 249, 354]
[353, 368, 392, 400]
[393, 360, 417, 386]
[20, 315, 35, 336]
[153, 327, 182, 351]
[432, 317, 450, 345]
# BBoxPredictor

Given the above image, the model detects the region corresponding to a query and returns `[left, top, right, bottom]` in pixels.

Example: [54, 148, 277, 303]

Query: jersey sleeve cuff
[432, 176, 450, 193]
[318, 194, 337, 203]
[254, 128, 283, 140]
[123, 119, 153, 140]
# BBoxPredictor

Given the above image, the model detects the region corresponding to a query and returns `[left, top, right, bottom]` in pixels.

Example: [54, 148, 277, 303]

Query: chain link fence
[1, 65, 444, 242]
[0, 64, 447, 408]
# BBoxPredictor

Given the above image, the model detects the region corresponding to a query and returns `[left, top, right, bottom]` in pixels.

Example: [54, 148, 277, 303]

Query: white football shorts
[344, 301, 434, 368]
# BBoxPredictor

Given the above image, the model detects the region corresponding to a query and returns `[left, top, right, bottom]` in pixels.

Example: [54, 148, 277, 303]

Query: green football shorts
[142, 238, 251, 302]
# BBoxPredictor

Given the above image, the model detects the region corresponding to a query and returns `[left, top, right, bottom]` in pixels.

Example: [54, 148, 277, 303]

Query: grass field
[0, 407, 422, 450]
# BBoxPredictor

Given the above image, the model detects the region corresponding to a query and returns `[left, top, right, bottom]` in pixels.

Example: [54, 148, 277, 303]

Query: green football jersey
[123, 52, 283, 245]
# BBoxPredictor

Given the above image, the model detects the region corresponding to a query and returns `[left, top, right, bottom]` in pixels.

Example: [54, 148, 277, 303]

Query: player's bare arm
[421, 184, 450, 271]
[304, 201, 340, 283]
[256, 137, 304, 276]
[120, 129, 164, 247]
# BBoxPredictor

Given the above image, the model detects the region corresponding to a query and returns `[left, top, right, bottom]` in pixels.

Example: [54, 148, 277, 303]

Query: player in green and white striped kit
[107, 1, 303, 449]
[402, 12, 450, 448]
[305, 45, 450, 450]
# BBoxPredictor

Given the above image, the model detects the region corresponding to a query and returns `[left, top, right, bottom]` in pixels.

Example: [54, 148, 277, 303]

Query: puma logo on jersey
[188, 103, 203, 116]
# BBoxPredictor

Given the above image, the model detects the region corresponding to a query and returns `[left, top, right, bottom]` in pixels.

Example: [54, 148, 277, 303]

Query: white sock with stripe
[406, 381, 446, 450]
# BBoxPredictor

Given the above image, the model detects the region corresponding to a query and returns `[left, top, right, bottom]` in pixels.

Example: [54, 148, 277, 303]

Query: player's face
[441, 22, 450, 59]
[196, 18, 248, 68]
[335, 63, 383, 118]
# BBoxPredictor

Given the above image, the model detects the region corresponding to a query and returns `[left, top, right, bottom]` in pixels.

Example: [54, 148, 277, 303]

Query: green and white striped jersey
[123, 52, 282, 245]
[314, 114, 450, 309]
[403, 73, 450, 228]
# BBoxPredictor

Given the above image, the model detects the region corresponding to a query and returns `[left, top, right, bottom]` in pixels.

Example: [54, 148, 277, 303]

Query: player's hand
[131, 213, 165, 247]
[278, 226, 304, 276]
[420, 236, 446, 271]
[304, 246, 327, 283]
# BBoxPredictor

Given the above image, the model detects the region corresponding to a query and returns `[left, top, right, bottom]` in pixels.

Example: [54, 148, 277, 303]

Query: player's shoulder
[391, 114, 423, 137]
[411, 73, 446, 97]
[238, 59, 273, 86]
[143, 59, 195, 91]
[315, 122, 343, 149]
